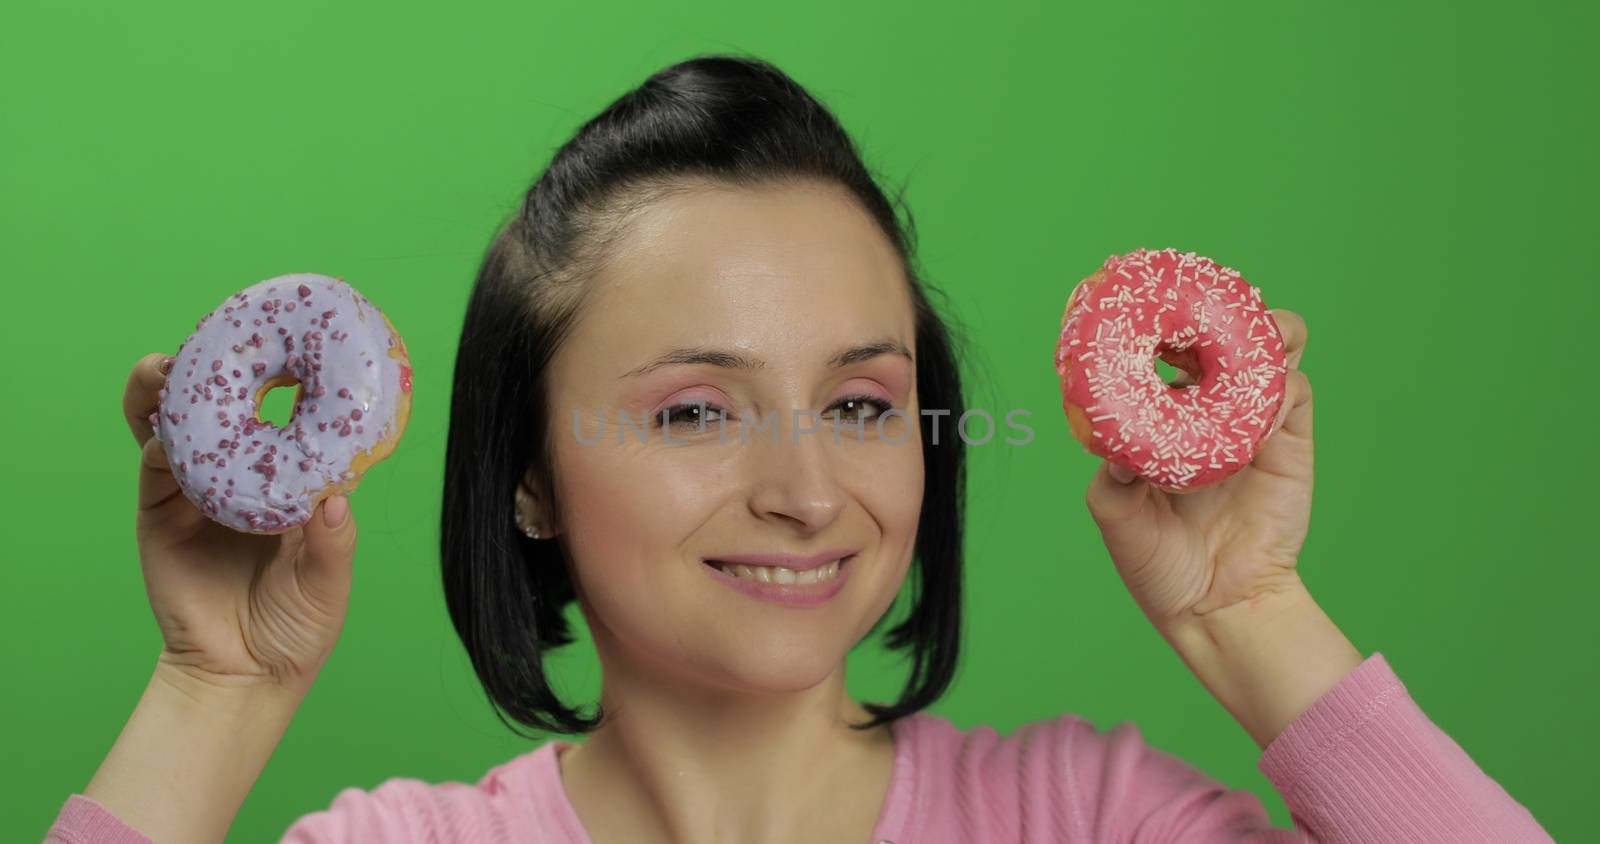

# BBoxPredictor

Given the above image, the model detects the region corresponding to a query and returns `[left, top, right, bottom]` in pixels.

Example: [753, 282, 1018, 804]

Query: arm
[1080, 308, 1553, 841]
[1161, 582, 1554, 843]
[45, 664, 302, 844]
[1052, 628, 1552, 843]
[44, 664, 440, 844]
[1160, 580, 1361, 752]
[46, 354, 366, 843]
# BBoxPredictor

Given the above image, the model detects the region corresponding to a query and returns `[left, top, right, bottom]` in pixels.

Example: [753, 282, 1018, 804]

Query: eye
[825, 394, 893, 424]
[652, 396, 895, 430]
[655, 401, 727, 429]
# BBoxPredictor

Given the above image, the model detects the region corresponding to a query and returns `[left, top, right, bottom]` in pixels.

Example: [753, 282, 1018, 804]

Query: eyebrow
[620, 338, 914, 379]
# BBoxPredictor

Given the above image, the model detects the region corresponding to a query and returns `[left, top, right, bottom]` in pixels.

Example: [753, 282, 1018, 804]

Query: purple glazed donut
[150, 273, 413, 533]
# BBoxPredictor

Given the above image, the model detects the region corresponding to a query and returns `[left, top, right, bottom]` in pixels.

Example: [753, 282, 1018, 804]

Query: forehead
[566, 180, 915, 374]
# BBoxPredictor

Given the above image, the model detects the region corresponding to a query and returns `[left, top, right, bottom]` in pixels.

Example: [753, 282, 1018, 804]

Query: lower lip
[702, 555, 856, 608]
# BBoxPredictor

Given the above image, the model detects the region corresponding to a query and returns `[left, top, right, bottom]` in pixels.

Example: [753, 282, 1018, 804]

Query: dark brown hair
[441, 53, 970, 737]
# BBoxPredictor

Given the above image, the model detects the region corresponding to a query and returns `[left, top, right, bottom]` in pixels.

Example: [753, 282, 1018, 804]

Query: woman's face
[539, 179, 924, 696]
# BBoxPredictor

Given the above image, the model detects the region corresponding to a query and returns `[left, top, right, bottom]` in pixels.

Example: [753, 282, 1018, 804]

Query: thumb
[1084, 459, 1156, 564]
[298, 494, 358, 602]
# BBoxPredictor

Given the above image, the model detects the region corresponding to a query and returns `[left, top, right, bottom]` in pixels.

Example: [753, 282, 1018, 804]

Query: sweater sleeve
[278, 779, 430, 843]
[278, 775, 536, 843]
[39, 782, 434, 844]
[42, 794, 154, 844]
[1057, 715, 1308, 842]
[45, 774, 532, 844]
[1060, 651, 1553, 843]
[1256, 651, 1553, 843]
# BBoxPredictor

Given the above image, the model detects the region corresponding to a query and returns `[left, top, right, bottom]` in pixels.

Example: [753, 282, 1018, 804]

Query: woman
[49, 55, 1551, 843]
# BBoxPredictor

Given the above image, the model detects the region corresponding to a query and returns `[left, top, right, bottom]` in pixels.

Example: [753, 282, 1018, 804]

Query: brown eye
[658, 402, 727, 428]
[826, 395, 892, 424]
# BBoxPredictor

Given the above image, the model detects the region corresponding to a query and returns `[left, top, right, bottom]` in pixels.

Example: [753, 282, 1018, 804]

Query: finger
[138, 434, 184, 511]
[1110, 461, 1136, 484]
[297, 495, 358, 611]
[1268, 309, 1307, 369]
[124, 352, 174, 448]
[1088, 457, 1152, 530]
[1085, 460, 1165, 585]
[1269, 368, 1313, 440]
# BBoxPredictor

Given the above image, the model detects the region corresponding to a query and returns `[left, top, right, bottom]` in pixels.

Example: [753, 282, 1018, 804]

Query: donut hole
[1154, 348, 1204, 388]
[256, 378, 302, 427]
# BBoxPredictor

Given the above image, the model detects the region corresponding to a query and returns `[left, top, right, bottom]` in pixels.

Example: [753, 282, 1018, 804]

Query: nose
[745, 413, 848, 533]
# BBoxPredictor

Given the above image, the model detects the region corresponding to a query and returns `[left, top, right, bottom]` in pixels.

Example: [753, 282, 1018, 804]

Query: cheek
[551, 439, 720, 581]
[848, 436, 925, 546]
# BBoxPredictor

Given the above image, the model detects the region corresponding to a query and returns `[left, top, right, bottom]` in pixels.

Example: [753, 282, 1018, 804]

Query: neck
[557, 625, 896, 844]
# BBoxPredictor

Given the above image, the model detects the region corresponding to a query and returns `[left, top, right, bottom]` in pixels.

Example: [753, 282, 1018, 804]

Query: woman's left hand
[1083, 308, 1314, 635]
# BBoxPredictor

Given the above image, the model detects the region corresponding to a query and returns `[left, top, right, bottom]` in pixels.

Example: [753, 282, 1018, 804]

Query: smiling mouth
[703, 554, 856, 585]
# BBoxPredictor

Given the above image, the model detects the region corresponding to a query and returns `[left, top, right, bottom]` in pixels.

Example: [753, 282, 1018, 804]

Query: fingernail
[1108, 462, 1137, 484]
[159, 356, 175, 375]
[323, 495, 349, 528]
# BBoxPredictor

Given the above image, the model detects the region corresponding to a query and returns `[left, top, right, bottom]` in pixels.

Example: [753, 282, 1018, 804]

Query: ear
[514, 466, 560, 538]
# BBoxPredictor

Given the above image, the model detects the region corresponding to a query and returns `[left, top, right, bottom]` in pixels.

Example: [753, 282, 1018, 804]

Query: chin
[695, 644, 848, 696]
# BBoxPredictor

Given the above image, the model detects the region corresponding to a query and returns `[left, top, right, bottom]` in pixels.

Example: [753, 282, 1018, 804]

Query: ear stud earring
[513, 510, 542, 539]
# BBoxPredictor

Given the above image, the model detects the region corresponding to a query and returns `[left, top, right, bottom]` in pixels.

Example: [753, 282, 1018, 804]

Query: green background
[3, 0, 1592, 839]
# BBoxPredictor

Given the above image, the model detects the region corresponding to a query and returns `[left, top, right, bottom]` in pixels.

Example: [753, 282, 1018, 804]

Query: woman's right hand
[123, 351, 359, 697]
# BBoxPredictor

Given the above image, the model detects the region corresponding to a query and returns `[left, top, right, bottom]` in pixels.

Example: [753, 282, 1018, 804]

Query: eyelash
[653, 394, 895, 429]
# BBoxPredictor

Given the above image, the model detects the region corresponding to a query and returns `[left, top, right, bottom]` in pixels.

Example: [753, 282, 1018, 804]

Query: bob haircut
[442, 53, 970, 737]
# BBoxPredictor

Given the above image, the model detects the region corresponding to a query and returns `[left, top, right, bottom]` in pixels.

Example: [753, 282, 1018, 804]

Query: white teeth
[718, 558, 842, 585]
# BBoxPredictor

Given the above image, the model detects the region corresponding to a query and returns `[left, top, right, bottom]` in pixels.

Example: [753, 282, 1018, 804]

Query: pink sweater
[44, 652, 1552, 843]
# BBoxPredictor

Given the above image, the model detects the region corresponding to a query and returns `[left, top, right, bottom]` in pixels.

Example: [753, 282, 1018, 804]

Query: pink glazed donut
[151, 273, 413, 533]
[1055, 248, 1287, 492]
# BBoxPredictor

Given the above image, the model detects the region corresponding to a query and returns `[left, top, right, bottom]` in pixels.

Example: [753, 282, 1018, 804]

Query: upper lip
[703, 549, 859, 572]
